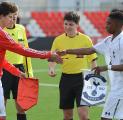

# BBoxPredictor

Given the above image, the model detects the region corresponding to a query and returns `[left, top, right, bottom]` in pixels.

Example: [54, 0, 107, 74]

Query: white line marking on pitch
[33, 69, 60, 73]
[39, 83, 58, 87]
[39, 83, 104, 107]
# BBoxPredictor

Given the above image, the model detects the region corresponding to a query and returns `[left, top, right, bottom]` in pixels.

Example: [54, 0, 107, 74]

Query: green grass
[6, 54, 105, 120]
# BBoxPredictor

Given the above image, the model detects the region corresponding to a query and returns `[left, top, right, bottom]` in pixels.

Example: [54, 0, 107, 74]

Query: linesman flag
[17, 78, 39, 111]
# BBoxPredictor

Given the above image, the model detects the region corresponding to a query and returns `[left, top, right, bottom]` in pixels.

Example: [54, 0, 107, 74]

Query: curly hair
[0, 1, 18, 16]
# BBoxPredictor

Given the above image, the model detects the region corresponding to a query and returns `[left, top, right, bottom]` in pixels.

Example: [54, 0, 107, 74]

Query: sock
[17, 113, 27, 120]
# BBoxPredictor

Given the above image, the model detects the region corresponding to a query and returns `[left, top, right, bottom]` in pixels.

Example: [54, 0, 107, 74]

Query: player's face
[64, 20, 78, 37]
[7, 12, 18, 28]
[106, 17, 117, 34]
[0, 13, 13, 28]
[12, 12, 18, 24]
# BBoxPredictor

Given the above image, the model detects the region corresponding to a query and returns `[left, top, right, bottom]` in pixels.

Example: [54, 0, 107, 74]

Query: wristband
[107, 65, 112, 70]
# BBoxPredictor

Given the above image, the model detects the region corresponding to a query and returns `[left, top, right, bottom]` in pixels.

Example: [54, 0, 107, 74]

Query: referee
[1, 12, 33, 120]
[48, 11, 97, 120]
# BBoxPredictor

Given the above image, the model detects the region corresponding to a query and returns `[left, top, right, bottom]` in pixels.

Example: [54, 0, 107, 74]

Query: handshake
[48, 50, 66, 64]
[48, 49, 83, 63]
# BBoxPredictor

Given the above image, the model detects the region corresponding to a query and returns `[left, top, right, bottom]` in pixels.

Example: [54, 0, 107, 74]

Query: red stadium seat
[31, 11, 83, 37]
[84, 11, 109, 37]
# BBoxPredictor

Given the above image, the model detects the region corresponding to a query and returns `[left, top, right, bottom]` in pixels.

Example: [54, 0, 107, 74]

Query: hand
[92, 66, 108, 75]
[48, 52, 63, 64]
[56, 50, 67, 56]
[19, 72, 26, 78]
[48, 67, 56, 77]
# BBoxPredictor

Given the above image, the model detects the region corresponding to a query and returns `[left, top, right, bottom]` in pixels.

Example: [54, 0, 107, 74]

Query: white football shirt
[0, 79, 6, 116]
[94, 31, 123, 98]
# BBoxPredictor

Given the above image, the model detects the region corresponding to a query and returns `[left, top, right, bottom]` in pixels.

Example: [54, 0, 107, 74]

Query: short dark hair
[64, 11, 80, 24]
[109, 10, 123, 22]
[111, 8, 119, 12]
[0, 1, 18, 16]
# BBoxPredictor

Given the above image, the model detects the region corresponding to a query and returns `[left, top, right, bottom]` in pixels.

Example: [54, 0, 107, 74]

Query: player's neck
[7, 24, 15, 29]
[66, 31, 78, 38]
[112, 30, 122, 40]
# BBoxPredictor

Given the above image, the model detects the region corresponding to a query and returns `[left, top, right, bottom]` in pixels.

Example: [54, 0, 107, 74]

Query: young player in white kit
[58, 10, 123, 120]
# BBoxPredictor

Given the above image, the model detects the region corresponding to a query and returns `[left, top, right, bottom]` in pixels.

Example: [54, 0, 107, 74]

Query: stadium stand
[79, 13, 101, 37]
[27, 11, 110, 43]
[84, 11, 110, 37]
[30, 11, 83, 37]
[31, 11, 64, 36]
[26, 19, 46, 37]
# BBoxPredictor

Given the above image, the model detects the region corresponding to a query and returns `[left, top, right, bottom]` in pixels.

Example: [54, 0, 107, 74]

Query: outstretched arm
[111, 64, 123, 71]
[57, 47, 96, 56]
[65, 47, 96, 55]
[0, 28, 62, 64]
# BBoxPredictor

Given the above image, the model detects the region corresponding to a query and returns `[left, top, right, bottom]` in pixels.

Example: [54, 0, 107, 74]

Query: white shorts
[0, 80, 6, 116]
[102, 95, 123, 119]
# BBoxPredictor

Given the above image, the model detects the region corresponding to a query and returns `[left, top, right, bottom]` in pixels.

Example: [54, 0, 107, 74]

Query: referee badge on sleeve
[81, 70, 107, 106]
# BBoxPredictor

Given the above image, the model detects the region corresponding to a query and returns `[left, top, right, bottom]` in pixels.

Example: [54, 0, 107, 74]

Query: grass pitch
[6, 54, 105, 120]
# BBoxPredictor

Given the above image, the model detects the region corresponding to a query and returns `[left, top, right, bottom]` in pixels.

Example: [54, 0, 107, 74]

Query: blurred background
[1, 0, 123, 50]
[0, 0, 123, 120]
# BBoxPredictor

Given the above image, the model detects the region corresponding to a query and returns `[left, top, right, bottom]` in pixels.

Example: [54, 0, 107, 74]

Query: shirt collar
[110, 31, 123, 42]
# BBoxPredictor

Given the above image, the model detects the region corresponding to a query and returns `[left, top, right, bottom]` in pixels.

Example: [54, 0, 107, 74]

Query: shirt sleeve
[23, 27, 29, 48]
[85, 37, 97, 63]
[22, 27, 34, 77]
[51, 38, 58, 51]
[0, 28, 52, 59]
[94, 38, 108, 55]
[23, 57, 33, 77]
[3, 59, 21, 77]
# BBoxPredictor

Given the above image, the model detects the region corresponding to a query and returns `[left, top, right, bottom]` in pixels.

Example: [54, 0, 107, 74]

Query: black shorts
[1, 64, 25, 99]
[59, 72, 84, 109]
